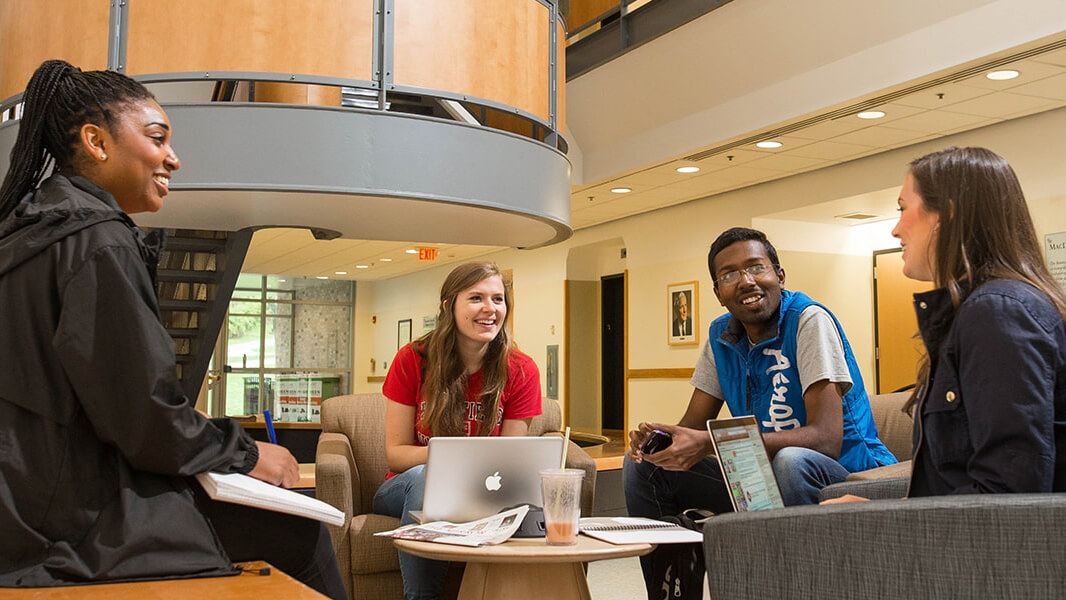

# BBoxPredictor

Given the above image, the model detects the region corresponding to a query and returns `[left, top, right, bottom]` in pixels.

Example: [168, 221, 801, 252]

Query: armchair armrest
[817, 476, 909, 501]
[316, 432, 358, 589]
[317, 432, 361, 514]
[704, 493, 1066, 598]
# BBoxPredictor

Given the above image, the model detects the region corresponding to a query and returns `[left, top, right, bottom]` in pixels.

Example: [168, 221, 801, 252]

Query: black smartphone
[640, 429, 673, 454]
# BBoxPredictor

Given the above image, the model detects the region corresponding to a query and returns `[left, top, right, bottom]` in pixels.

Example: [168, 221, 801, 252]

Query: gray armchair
[703, 493, 1066, 598]
[704, 390, 1066, 597]
[315, 393, 597, 600]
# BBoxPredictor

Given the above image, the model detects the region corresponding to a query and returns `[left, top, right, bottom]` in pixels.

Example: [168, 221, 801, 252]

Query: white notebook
[579, 517, 702, 544]
[195, 472, 345, 527]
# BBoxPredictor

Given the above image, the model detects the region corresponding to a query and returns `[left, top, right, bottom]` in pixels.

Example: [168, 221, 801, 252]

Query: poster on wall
[1048, 232, 1066, 291]
[667, 281, 699, 346]
[422, 315, 437, 334]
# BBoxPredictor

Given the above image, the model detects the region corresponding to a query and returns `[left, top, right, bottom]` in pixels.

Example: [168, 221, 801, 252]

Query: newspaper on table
[374, 504, 529, 547]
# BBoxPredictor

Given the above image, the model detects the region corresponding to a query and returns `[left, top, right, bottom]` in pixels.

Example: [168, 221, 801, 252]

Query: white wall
[355, 105, 1066, 432]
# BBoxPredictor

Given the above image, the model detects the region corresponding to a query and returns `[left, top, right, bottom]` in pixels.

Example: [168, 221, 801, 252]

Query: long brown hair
[904, 147, 1066, 412]
[414, 262, 515, 436]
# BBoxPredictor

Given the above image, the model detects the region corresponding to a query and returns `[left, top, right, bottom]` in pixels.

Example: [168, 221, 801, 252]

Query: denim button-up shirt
[909, 279, 1066, 496]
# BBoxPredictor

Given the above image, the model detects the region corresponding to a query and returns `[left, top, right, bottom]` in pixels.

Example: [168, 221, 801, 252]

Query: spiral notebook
[579, 517, 702, 544]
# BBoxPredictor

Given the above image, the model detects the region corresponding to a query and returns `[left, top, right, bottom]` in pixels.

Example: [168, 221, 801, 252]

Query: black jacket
[0, 174, 258, 586]
[909, 279, 1066, 496]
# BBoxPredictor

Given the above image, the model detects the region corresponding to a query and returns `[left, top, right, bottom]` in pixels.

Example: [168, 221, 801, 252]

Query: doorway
[600, 273, 625, 431]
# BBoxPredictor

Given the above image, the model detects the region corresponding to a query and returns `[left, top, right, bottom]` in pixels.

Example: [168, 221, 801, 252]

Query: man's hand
[637, 423, 713, 471]
[248, 441, 299, 488]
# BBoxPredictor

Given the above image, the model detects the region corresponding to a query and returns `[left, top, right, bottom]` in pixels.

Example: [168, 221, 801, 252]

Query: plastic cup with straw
[542, 426, 582, 545]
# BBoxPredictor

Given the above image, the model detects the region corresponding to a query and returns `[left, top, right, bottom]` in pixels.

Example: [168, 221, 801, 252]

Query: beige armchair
[844, 390, 913, 481]
[315, 393, 597, 600]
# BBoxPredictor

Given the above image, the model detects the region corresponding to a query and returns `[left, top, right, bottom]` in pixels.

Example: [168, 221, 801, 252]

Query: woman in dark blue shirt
[892, 146, 1066, 495]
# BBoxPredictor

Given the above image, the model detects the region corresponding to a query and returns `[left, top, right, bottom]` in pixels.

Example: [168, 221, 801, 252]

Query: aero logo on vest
[762, 349, 800, 431]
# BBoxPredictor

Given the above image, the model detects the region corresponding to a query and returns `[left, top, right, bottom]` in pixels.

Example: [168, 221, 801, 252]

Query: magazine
[374, 504, 529, 547]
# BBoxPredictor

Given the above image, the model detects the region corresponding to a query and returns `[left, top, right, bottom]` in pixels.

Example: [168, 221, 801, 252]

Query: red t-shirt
[383, 343, 542, 444]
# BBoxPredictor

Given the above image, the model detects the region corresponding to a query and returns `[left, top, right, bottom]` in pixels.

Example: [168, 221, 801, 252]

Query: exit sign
[418, 248, 438, 261]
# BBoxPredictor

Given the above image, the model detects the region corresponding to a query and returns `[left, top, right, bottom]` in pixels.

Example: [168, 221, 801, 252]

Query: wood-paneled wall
[567, 0, 619, 32]
[0, 0, 109, 100]
[393, 0, 552, 122]
[3, 1, 563, 131]
[125, 0, 374, 81]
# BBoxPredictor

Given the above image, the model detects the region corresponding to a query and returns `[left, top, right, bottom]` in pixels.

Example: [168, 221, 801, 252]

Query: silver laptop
[421, 436, 564, 523]
[706, 416, 785, 512]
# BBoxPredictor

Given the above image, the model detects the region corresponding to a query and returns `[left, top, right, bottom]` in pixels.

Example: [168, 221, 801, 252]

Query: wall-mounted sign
[1046, 232, 1066, 290]
[418, 247, 438, 261]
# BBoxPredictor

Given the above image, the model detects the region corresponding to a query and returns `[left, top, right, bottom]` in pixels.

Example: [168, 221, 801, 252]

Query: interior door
[873, 249, 933, 393]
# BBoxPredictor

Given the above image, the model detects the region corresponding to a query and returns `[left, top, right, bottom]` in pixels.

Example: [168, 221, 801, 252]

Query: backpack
[644, 509, 713, 600]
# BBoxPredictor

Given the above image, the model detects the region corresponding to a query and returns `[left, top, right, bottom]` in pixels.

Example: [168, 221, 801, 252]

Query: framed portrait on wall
[667, 281, 698, 346]
[397, 319, 412, 350]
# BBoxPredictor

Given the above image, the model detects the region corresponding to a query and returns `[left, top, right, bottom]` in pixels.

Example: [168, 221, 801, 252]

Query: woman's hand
[819, 494, 870, 505]
[248, 441, 299, 488]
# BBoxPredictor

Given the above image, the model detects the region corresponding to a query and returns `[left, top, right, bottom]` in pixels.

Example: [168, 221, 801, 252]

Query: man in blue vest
[623, 228, 895, 590]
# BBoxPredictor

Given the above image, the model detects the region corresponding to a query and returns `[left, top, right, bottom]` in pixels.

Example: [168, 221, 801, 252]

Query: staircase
[155, 229, 253, 398]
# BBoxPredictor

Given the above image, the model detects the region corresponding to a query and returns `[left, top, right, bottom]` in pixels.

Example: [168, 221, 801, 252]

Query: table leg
[458, 561, 590, 600]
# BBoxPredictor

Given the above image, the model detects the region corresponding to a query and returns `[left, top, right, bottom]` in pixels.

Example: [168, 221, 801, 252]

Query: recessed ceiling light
[405, 249, 417, 254]
[335, 271, 347, 275]
[676, 166, 700, 173]
[610, 187, 632, 193]
[756, 141, 782, 149]
[856, 110, 885, 119]
[316, 276, 328, 280]
[356, 265, 369, 269]
[986, 69, 1019, 81]
[380, 258, 393, 262]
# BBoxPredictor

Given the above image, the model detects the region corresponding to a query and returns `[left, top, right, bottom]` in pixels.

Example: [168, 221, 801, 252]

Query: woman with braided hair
[0, 60, 344, 597]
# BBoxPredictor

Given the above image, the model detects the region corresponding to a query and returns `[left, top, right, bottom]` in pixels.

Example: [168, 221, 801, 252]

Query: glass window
[214, 274, 353, 419]
[236, 273, 263, 288]
[229, 300, 262, 315]
[264, 316, 293, 368]
[227, 315, 261, 369]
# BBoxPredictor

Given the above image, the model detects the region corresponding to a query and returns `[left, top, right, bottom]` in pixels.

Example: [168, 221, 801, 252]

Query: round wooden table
[394, 535, 653, 600]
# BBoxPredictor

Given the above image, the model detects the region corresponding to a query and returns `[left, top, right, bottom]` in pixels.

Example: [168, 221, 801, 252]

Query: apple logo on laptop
[484, 471, 502, 492]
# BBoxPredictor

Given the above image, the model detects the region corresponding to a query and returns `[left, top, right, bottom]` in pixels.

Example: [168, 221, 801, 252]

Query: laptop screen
[422, 436, 564, 523]
[706, 417, 785, 512]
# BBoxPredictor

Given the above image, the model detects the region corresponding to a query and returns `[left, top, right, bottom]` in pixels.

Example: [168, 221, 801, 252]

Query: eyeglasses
[716, 263, 777, 286]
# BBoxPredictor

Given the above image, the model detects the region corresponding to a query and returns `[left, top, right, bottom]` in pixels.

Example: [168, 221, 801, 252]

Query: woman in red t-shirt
[372, 261, 541, 600]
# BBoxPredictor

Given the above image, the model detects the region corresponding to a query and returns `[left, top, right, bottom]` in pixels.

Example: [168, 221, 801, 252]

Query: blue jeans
[771, 446, 850, 506]
[622, 447, 848, 593]
[372, 465, 449, 600]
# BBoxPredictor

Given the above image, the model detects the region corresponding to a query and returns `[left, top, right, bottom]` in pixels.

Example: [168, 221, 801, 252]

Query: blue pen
[263, 409, 277, 444]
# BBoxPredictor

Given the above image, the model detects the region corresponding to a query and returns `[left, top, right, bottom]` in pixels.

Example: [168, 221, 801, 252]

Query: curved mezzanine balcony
[0, 0, 572, 249]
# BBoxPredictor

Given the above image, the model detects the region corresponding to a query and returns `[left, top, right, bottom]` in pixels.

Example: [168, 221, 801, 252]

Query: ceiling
[239, 0, 1066, 281]
[240, 228, 503, 281]
[569, 42, 1066, 229]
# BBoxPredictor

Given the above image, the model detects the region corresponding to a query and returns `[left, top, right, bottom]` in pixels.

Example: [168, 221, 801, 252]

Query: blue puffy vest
[709, 290, 895, 472]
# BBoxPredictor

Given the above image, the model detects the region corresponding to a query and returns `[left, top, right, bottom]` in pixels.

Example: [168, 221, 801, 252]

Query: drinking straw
[560, 426, 571, 468]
